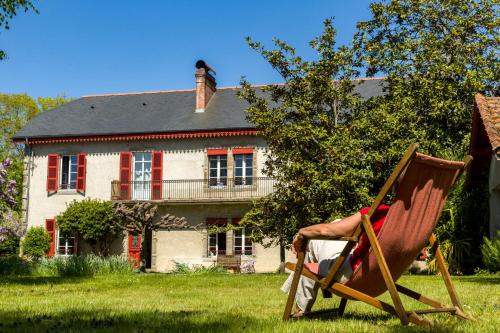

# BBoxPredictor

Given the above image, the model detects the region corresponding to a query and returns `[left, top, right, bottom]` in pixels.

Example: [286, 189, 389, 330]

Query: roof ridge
[80, 77, 386, 98]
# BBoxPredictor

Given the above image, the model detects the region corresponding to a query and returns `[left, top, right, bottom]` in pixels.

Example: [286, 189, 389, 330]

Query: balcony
[111, 177, 276, 203]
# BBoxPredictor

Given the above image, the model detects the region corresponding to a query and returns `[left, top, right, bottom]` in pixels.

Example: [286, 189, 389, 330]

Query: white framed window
[133, 152, 152, 200]
[233, 228, 253, 255]
[234, 154, 253, 186]
[57, 230, 76, 256]
[208, 232, 227, 256]
[60, 155, 77, 190]
[209, 155, 227, 187]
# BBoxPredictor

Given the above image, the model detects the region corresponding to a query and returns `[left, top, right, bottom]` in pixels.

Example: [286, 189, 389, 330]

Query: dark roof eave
[13, 127, 260, 145]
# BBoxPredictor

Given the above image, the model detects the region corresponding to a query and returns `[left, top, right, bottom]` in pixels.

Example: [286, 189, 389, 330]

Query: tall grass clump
[0, 255, 133, 276]
[171, 261, 227, 274]
[34, 255, 133, 276]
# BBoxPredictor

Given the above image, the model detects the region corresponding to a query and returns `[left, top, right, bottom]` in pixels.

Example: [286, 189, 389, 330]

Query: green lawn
[0, 273, 498, 332]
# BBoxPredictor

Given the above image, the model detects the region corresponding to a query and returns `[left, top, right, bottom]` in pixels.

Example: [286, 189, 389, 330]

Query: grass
[0, 255, 133, 277]
[0, 273, 498, 332]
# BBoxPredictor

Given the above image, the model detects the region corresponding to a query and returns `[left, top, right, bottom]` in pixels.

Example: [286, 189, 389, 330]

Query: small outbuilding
[469, 93, 500, 238]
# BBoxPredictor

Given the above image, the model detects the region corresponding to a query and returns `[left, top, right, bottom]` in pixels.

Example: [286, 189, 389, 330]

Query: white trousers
[281, 235, 353, 312]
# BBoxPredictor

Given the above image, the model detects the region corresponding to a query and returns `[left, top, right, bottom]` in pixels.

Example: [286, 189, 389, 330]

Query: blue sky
[0, 0, 374, 98]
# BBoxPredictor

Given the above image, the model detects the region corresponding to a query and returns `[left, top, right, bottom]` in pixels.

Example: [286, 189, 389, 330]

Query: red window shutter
[76, 153, 87, 193]
[207, 148, 228, 156]
[119, 152, 132, 200]
[232, 147, 254, 155]
[151, 151, 163, 200]
[45, 219, 56, 257]
[46, 154, 59, 193]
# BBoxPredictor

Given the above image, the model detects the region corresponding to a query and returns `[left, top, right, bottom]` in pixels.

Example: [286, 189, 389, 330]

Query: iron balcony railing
[111, 177, 276, 202]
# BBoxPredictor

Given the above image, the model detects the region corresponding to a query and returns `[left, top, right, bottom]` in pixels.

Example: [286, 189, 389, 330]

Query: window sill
[56, 190, 81, 195]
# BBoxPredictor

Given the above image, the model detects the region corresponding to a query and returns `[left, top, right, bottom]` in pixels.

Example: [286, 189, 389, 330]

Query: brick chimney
[195, 60, 216, 113]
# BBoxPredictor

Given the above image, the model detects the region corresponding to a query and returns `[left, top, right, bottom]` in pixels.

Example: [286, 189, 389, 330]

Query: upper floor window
[60, 155, 78, 190]
[132, 152, 152, 200]
[234, 154, 253, 186]
[209, 155, 227, 187]
[47, 153, 86, 194]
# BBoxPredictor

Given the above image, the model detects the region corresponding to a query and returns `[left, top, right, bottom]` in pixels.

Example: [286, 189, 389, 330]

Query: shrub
[57, 199, 120, 256]
[481, 231, 500, 273]
[22, 227, 51, 259]
[0, 235, 20, 256]
[0, 256, 32, 275]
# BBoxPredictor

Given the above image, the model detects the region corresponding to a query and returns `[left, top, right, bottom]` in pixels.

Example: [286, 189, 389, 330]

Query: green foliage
[239, 0, 498, 275]
[171, 261, 228, 275]
[481, 231, 500, 272]
[0, 94, 71, 209]
[353, 0, 498, 156]
[0, 255, 133, 276]
[57, 199, 120, 256]
[22, 226, 50, 259]
[0, 234, 19, 255]
[239, 18, 366, 246]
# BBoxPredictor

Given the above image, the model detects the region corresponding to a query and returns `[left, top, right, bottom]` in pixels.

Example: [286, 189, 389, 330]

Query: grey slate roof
[13, 79, 385, 140]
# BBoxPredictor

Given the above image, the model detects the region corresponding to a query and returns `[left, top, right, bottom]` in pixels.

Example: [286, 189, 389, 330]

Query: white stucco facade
[23, 136, 291, 272]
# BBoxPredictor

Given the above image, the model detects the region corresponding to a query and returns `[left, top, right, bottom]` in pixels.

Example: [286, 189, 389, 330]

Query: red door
[128, 232, 141, 267]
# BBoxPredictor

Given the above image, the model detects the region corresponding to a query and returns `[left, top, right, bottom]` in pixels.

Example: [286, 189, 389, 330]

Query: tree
[238, 19, 368, 271]
[239, 1, 498, 273]
[56, 199, 120, 256]
[113, 202, 191, 272]
[0, 94, 70, 208]
[0, 0, 38, 60]
[351, 0, 498, 272]
[352, 0, 498, 156]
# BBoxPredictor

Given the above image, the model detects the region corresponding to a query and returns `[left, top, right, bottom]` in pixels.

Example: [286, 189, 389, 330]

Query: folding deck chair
[283, 144, 473, 327]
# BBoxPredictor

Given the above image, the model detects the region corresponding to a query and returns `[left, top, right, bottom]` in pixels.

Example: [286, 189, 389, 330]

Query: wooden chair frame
[283, 144, 474, 327]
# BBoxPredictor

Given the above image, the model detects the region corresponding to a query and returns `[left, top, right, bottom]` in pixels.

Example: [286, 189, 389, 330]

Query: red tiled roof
[475, 94, 500, 151]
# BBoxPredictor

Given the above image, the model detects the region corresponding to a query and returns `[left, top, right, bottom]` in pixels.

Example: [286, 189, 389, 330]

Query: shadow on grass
[0, 309, 259, 333]
[386, 321, 463, 333]
[458, 275, 500, 285]
[296, 309, 393, 322]
[0, 276, 89, 285]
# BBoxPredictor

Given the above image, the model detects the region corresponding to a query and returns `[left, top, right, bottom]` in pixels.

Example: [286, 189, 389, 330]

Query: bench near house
[13, 61, 384, 272]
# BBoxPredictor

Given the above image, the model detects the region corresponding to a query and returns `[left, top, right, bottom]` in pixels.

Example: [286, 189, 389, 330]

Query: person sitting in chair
[281, 204, 390, 316]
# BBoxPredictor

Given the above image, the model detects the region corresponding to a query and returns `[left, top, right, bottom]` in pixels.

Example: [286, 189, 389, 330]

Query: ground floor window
[208, 232, 227, 256]
[58, 231, 76, 255]
[233, 228, 253, 255]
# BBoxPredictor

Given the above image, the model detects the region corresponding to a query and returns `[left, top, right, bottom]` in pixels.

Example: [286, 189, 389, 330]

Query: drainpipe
[23, 139, 33, 229]
[19, 139, 32, 257]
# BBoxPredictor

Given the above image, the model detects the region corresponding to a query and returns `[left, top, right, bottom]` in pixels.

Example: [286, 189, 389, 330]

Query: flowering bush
[0, 158, 25, 247]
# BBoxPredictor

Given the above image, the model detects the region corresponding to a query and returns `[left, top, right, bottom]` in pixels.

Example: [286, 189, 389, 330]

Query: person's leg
[281, 219, 350, 314]
[281, 239, 323, 313]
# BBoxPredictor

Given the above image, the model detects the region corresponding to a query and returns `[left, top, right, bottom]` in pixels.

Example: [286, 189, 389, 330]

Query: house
[13, 60, 385, 272]
[469, 93, 500, 238]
